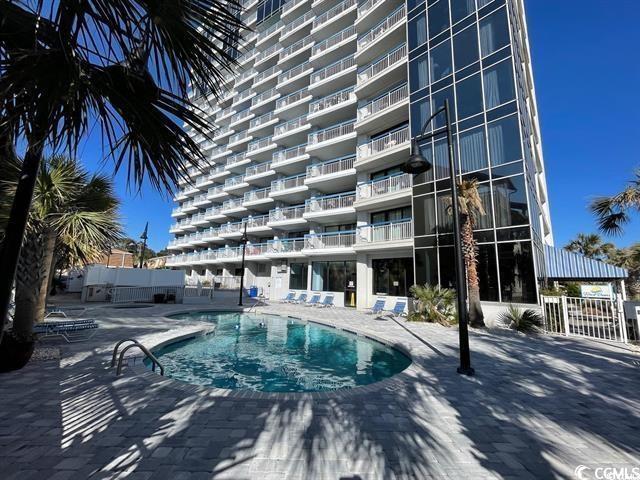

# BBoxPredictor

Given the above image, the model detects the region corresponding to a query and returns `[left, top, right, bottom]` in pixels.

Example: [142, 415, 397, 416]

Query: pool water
[152, 311, 411, 392]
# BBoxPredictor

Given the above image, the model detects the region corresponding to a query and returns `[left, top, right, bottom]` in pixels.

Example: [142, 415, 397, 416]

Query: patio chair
[34, 318, 98, 343]
[367, 299, 386, 315]
[45, 307, 68, 319]
[304, 294, 321, 307]
[316, 295, 334, 308]
[281, 292, 295, 303]
[389, 300, 407, 318]
[292, 292, 307, 304]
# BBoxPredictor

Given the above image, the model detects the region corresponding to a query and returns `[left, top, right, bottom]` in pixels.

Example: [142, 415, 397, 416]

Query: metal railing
[269, 205, 305, 222]
[272, 144, 307, 164]
[247, 136, 274, 152]
[279, 35, 314, 62]
[253, 64, 281, 85]
[311, 55, 355, 84]
[282, 0, 308, 14]
[224, 175, 246, 188]
[276, 87, 309, 110]
[357, 219, 413, 244]
[306, 155, 355, 179]
[212, 125, 232, 140]
[244, 187, 271, 202]
[207, 185, 224, 197]
[305, 191, 355, 212]
[112, 339, 164, 376]
[251, 87, 279, 107]
[271, 173, 306, 192]
[356, 173, 412, 200]
[109, 286, 185, 304]
[281, 11, 314, 37]
[217, 106, 235, 119]
[211, 146, 229, 159]
[358, 84, 408, 121]
[222, 198, 244, 210]
[278, 61, 312, 85]
[357, 44, 407, 85]
[230, 108, 253, 125]
[233, 88, 255, 105]
[256, 20, 283, 44]
[304, 231, 356, 249]
[358, 6, 406, 50]
[357, 126, 410, 159]
[228, 131, 249, 145]
[309, 87, 355, 115]
[313, 25, 356, 56]
[226, 152, 248, 166]
[274, 115, 308, 137]
[219, 221, 244, 234]
[202, 226, 221, 239]
[235, 68, 257, 85]
[255, 42, 281, 64]
[308, 120, 355, 145]
[245, 161, 272, 177]
[250, 111, 276, 130]
[245, 214, 270, 228]
[193, 193, 209, 204]
[245, 243, 270, 256]
[267, 238, 305, 254]
[313, 0, 356, 29]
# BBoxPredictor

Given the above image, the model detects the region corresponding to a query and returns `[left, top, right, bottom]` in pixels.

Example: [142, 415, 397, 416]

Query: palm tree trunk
[35, 228, 58, 322]
[461, 216, 485, 328]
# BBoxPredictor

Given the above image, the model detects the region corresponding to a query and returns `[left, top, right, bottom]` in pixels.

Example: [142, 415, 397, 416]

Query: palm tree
[0, 1, 246, 340]
[451, 179, 486, 328]
[0, 156, 122, 341]
[591, 171, 640, 235]
[564, 233, 615, 260]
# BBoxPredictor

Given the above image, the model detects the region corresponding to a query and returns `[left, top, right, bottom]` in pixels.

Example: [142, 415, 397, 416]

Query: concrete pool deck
[1, 299, 639, 479]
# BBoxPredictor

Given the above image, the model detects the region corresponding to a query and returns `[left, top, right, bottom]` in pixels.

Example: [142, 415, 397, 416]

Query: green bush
[498, 305, 543, 333]
[408, 284, 457, 326]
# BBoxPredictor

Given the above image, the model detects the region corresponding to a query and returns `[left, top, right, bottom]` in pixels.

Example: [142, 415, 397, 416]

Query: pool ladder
[111, 339, 164, 376]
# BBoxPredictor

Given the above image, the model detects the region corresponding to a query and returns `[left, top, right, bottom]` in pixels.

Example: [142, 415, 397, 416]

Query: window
[483, 58, 515, 109]
[408, 13, 428, 50]
[455, 74, 483, 119]
[371, 206, 412, 224]
[290, 263, 308, 290]
[477, 244, 499, 301]
[431, 86, 454, 129]
[415, 248, 437, 285]
[433, 136, 450, 179]
[493, 174, 529, 227]
[411, 97, 431, 137]
[413, 194, 436, 236]
[487, 114, 522, 165]
[497, 241, 536, 303]
[451, 0, 475, 23]
[475, 182, 493, 230]
[371, 166, 403, 180]
[430, 40, 452, 82]
[410, 52, 430, 92]
[428, 0, 450, 38]
[436, 190, 453, 233]
[373, 258, 415, 296]
[453, 25, 479, 70]
[324, 224, 355, 233]
[459, 126, 488, 173]
[311, 261, 356, 291]
[479, 7, 510, 57]
[438, 246, 456, 289]
[257, 0, 284, 24]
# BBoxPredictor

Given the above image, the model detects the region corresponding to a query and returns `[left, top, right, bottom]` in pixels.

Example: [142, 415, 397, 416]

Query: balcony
[229, 108, 255, 129]
[216, 106, 236, 123]
[311, 0, 357, 38]
[216, 246, 243, 262]
[204, 206, 226, 221]
[268, 205, 307, 230]
[357, 5, 406, 61]
[302, 231, 356, 254]
[254, 42, 281, 67]
[234, 68, 257, 89]
[273, 114, 311, 145]
[356, 0, 398, 30]
[255, 21, 283, 48]
[250, 87, 280, 114]
[356, 43, 407, 97]
[223, 174, 250, 193]
[305, 155, 356, 192]
[195, 174, 214, 189]
[309, 55, 357, 96]
[244, 161, 276, 185]
[266, 238, 306, 257]
[245, 243, 271, 259]
[306, 120, 356, 160]
[219, 221, 244, 238]
[232, 87, 256, 108]
[277, 61, 313, 93]
[193, 193, 210, 207]
[247, 136, 276, 160]
[280, 11, 314, 43]
[207, 185, 227, 200]
[278, 35, 314, 68]
[245, 214, 272, 234]
[225, 151, 251, 172]
[310, 25, 357, 66]
[308, 86, 356, 123]
[221, 198, 247, 215]
[227, 131, 253, 150]
[304, 191, 356, 223]
[211, 145, 231, 161]
[356, 83, 408, 134]
[355, 219, 413, 250]
[274, 87, 312, 119]
[354, 173, 412, 210]
[270, 173, 308, 201]
[281, 0, 309, 20]
[355, 125, 410, 171]
[252, 65, 281, 91]
[202, 226, 224, 242]
[248, 111, 279, 136]
[271, 144, 310, 174]
[243, 187, 274, 209]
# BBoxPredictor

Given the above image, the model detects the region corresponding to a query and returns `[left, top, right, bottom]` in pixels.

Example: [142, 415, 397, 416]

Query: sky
[80, 0, 640, 252]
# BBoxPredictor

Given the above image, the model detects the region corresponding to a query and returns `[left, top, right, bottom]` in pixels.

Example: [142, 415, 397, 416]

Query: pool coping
[123, 306, 425, 400]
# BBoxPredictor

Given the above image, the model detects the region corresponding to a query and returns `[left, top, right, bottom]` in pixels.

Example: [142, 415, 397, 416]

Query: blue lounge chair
[389, 300, 407, 317]
[304, 294, 321, 307]
[292, 292, 307, 304]
[281, 292, 295, 303]
[368, 299, 386, 315]
[316, 295, 334, 308]
[34, 319, 98, 343]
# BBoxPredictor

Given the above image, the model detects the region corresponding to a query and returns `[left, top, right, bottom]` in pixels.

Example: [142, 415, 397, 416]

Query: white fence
[108, 286, 214, 304]
[541, 295, 628, 343]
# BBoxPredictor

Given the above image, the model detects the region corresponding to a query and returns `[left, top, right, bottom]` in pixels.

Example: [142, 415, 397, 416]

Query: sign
[580, 284, 613, 299]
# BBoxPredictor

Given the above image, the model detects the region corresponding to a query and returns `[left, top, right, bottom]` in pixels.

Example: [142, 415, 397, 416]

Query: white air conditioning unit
[277, 261, 288, 273]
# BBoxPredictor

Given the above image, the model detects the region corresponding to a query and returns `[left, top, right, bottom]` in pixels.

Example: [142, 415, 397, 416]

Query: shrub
[498, 305, 543, 333]
[408, 284, 457, 327]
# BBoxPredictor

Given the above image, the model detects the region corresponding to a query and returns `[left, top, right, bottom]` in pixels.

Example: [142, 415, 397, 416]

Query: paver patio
[1, 298, 639, 479]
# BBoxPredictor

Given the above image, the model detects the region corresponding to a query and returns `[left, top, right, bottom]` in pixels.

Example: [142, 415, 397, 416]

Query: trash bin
[248, 286, 258, 298]
[153, 293, 166, 304]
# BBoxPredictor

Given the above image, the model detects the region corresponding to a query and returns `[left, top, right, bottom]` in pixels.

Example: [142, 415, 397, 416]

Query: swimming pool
[152, 311, 411, 393]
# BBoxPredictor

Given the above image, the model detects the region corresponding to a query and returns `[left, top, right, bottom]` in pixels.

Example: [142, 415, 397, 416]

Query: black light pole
[402, 99, 474, 376]
[139, 222, 149, 269]
[238, 223, 248, 307]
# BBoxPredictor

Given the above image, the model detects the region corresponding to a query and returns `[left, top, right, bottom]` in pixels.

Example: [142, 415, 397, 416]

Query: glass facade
[408, 0, 548, 304]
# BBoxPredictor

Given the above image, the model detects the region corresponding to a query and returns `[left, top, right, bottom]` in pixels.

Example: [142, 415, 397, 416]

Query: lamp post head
[402, 138, 432, 175]
[140, 221, 149, 241]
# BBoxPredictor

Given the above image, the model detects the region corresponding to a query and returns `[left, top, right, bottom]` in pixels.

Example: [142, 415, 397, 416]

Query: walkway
[1, 299, 639, 479]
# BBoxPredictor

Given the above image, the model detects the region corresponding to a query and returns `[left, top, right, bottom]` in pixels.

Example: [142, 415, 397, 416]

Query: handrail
[112, 339, 165, 376]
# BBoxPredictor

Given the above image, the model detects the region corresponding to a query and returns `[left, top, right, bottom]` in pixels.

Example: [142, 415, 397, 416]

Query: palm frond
[590, 197, 630, 236]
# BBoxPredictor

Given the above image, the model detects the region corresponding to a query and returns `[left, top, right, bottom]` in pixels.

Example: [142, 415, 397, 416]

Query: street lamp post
[238, 223, 248, 307]
[402, 99, 474, 376]
[139, 222, 149, 269]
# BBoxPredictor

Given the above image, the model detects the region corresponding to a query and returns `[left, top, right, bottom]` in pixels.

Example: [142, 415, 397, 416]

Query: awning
[544, 245, 628, 280]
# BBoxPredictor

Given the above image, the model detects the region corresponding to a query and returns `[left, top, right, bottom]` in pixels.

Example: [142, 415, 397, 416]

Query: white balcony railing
[245, 214, 270, 229]
[224, 175, 246, 188]
[244, 187, 271, 202]
[304, 231, 356, 249]
[305, 191, 355, 212]
[247, 136, 274, 152]
[282, 0, 308, 14]
[311, 55, 355, 84]
[356, 173, 412, 200]
[306, 155, 355, 179]
[276, 87, 309, 110]
[281, 11, 314, 38]
[313, 0, 356, 29]
[274, 115, 308, 137]
[358, 5, 406, 51]
[251, 87, 279, 107]
[255, 42, 281, 64]
[278, 61, 312, 85]
[272, 144, 307, 164]
[226, 152, 248, 166]
[308, 120, 355, 145]
[207, 185, 224, 197]
[230, 108, 253, 125]
[357, 126, 410, 159]
[222, 198, 244, 210]
[235, 68, 257, 85]
[279, 35, 314, 62]
[228, 131, 249, 145]
[357, 220, 413, 244]
[267, 238, 305, 254]
[220, 221, 244, 235]
[245, 243, 270, 256]
[253, 65, 280, 85]
[205, 206, 222, 218]
[358, 84, 408, 121]
[309, 87, 355, 115]
[312, 25, 356, 56]
[257, 20, 283, 44]
[358, 44, 407, 85]
[358, 0, 384, 18]
[245, 161, 272, 177]
[202, 226, 221, 240]
[269, 205, 305, 222]
[271, 173, 306, 192]
[233, 88, 255, 105]
[250, 111, 276, 130]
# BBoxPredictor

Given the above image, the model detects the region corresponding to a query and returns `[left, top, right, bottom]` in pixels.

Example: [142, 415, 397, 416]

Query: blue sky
[81, 0, 640, 252]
